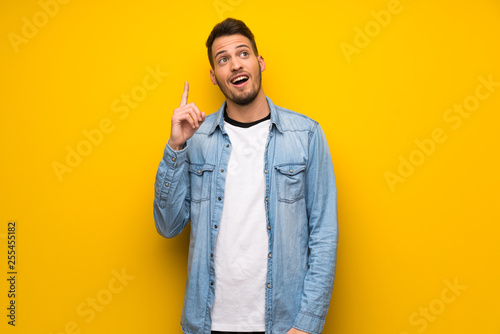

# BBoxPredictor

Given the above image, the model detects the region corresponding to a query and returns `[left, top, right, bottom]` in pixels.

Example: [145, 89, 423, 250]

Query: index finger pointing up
[180, 81, 189, 107]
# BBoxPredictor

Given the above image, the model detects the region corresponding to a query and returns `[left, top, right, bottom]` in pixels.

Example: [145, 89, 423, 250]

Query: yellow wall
[1, 0, 499, 333]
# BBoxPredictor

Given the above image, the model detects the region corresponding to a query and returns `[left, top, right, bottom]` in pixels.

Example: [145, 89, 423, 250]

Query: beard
[215, 63, 262, 106]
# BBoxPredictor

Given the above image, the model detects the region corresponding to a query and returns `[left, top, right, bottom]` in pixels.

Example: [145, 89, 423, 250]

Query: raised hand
[168, 81, 206, 151]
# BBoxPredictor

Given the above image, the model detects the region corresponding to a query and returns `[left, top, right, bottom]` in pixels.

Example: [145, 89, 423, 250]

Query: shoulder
[272, 103, 319, 133]
[191, 111, 219, 137]
[186, 111, 220, 154]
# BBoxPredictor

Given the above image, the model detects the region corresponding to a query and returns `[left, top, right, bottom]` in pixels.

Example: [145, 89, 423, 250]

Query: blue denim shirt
[154, 96, 338, 334]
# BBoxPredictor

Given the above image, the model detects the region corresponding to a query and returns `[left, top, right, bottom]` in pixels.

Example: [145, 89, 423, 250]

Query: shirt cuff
[293, 311, 326, 334]
[163, 140, 188, 168]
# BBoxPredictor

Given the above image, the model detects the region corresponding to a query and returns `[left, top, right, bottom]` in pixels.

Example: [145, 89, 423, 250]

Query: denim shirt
[153, 96, 338, 334]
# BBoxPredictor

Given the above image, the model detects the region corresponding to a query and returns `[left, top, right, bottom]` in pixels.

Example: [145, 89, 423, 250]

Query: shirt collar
[207, 96, 282, 135]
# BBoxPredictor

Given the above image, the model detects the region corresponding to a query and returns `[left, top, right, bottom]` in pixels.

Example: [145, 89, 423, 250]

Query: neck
[225, 89, 270, 123]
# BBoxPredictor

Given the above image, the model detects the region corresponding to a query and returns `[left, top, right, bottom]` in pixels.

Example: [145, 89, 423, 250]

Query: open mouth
[231, 75, 249, 86]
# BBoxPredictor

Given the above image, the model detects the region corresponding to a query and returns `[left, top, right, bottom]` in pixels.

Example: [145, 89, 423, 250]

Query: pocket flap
[189, 163, 215, 175]
[274, 163, 306, 176]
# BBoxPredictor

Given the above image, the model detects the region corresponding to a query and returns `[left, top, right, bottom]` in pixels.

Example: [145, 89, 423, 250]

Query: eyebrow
[214, 44, 250, 59]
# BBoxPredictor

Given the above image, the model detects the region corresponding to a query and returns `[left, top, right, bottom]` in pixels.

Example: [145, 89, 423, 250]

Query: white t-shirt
[210, 116, 270, 332]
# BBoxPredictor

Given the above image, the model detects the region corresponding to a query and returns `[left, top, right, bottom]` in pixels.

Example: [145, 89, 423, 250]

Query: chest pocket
[189, 163, 215, 203]
[274, 163, 306, 203]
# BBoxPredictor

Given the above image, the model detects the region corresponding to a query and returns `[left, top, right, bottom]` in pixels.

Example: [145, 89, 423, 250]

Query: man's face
[210, 34, 265, 106]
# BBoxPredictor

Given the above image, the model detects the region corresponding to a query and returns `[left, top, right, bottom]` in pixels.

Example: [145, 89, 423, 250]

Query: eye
[240, 51, 249, 57]
[218, 57, 228, 64]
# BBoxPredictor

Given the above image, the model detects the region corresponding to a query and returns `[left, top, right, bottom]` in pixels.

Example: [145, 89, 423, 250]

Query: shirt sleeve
[293, 123, 339, 334]
[153, 140, 191, 238]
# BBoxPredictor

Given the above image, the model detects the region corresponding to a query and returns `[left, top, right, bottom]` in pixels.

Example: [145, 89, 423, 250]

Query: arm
[153, 82, 205, 238]
[153, 141, 191, 238]
[292, 123, 338, 334]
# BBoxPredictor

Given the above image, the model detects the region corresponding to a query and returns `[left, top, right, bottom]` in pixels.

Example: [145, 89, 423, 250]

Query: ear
[258, 55, 266, 72]
[210, 68, 218, 85]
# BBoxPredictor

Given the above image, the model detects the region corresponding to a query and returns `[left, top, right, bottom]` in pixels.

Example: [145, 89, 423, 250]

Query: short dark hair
[206, 18, 259, 68]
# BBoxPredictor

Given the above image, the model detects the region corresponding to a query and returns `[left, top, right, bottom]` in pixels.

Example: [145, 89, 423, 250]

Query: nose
[230, 57, 243, 71]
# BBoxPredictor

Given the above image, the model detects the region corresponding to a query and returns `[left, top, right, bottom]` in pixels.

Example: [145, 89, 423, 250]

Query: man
[153, 18, 338, 334]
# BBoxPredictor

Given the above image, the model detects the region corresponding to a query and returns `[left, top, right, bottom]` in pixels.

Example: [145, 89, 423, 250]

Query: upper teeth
[232, 76, 247, 83]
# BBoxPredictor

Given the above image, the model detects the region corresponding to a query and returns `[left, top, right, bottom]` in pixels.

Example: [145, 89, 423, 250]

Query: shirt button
[214, 225, 218, 229]
[218, 197, 222, 201]
[268, 253, 272, 258]
[210, 281, 214, 286]
[165, 182, 169, 187]
[172, 157, 176, 162]
[267, 284, 271, 288]
[267, 225, 271, 230]
[265, 197, 268, 202]
[289, 169, 293, 173]
[210, 253, 214, 258]
[264, 169, 268, 174]
[226, 144, 230, 148]
[221, 169, 224, 173]
[197, 170, 201, 174]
